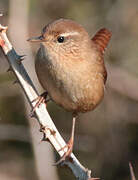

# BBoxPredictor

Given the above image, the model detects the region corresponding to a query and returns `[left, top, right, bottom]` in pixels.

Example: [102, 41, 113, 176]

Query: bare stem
[0, 24, 94, 180]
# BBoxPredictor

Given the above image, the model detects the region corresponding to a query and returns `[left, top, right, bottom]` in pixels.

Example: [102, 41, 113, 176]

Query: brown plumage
[28, 18, 111, 164]
[92, 28, 112, 55]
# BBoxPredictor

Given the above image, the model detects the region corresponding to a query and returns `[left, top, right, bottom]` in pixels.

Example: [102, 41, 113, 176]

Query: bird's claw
[53, 138, 73, 166]
[30, 91, 49, 117]
[53, 152, 73, 166]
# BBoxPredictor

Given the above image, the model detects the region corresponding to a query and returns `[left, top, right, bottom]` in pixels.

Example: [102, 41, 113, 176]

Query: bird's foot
[54, 138, 74, 166]
[30, 91, 50, 117]
[54, 115, 76, 165]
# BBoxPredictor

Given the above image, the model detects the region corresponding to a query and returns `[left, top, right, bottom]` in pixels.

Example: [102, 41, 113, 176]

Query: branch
[0, 23, 96, 180]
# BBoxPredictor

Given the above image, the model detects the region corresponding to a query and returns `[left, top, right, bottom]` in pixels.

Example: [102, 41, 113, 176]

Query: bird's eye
[57, 36, 65, 43]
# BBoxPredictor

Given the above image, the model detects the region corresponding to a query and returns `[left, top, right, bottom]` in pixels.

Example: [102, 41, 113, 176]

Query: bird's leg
[54, 113, 77, 165]
[30, 91, 50, 117]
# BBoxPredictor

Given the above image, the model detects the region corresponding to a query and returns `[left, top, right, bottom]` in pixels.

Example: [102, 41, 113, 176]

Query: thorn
[39, 125, 50, 142]
[13, 80, 19, 85]
[53, 159, 65, 166]
[0, 36, 5, 47]
[38, 133, 49, 145]
[6, 67, 12, 72]
[41, 132, 48, 141]
[0, 24, 8, 32]
[19, 55, 26, 61]
[39, 124, 56, 140]
[39, 124, 46, 132]
[29, 111, 36, 118]
[15, 54, 26, 64]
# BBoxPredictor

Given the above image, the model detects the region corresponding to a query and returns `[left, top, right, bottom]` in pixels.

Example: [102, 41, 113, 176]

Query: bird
[28, 18, 111, 164]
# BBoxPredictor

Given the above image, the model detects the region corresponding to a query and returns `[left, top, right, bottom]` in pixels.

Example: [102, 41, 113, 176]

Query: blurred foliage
[0, 0, 138, 180]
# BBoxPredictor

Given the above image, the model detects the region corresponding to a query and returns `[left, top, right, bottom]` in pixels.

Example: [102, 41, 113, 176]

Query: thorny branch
[0, 21, 97, 180]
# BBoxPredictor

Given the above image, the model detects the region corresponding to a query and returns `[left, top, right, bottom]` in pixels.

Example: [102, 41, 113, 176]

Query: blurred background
[0, 0, 138, 180]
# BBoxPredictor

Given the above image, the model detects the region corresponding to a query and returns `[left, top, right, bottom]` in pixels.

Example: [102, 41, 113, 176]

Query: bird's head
[28, 19, 91, 60]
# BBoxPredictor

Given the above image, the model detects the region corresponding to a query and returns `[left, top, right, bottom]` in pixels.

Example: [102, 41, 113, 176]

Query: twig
[0, 23, 94, 180]
[129, 162, 136, 180]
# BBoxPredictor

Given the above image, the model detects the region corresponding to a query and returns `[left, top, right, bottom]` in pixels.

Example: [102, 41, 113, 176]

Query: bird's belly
[35, 61, 104, 113]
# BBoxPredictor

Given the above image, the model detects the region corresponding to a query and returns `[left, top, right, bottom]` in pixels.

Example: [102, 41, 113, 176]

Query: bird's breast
[35, 45, 105, 113]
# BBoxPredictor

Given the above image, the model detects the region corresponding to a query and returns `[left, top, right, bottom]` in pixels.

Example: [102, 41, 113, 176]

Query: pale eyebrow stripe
[59, 31, 80, 37]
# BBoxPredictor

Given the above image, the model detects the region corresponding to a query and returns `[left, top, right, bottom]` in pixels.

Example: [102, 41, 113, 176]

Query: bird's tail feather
[92, 28, 112, 54]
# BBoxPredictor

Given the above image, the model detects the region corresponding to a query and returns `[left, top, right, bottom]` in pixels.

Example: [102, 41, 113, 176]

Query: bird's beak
[27, 35, 44, 42]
